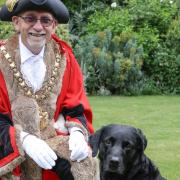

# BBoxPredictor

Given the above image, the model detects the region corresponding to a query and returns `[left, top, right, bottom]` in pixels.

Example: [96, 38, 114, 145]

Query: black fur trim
[62, 104, 87, 129]
[0, 113, 13, 126]
[0, 113, 14, 159]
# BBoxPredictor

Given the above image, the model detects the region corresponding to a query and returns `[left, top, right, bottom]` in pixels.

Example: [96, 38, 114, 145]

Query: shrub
[128, 0, 177, 34]
[118, 38, 144, 95]
[0, 22, 14, 39]
[143, 13, 180, 94]
[142, 77, 161, 95]
[74, 30, 144, 95]
[86, 8, 133, 35]
[75, 0, 179, 95]
[148, 44, 179, 94]
[134, 25, 160, 58]
[166, 15, 180, 54]
[56, 24, 71, 43]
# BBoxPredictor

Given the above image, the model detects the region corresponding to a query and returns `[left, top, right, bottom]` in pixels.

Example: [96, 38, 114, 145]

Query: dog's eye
[122, 141, 132, 149]
[104, 138, 112, 146]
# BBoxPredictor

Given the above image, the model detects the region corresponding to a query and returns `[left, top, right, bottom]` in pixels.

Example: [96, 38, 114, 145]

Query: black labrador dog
[89, 124, 166, 180]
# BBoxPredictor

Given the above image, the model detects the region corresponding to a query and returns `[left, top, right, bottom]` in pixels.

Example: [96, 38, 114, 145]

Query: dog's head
[89, 124, 147, 176]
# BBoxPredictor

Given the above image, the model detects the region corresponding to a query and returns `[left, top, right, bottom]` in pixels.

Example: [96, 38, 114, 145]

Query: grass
[88, 95, 180, 180]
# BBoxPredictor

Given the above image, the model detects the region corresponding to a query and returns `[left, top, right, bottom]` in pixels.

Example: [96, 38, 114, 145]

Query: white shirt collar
[19, 35, 45, 64]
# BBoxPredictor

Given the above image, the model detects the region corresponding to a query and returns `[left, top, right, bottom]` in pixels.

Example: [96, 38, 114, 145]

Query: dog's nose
[109, 157, 120, 169]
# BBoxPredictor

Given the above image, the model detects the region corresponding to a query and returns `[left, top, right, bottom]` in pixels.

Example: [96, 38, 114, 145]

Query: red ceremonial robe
[0, 34, 94, 179]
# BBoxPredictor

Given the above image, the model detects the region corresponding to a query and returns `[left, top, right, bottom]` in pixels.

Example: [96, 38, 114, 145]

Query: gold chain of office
[0, 45, 65, 130]
[0, 45, 64, 101]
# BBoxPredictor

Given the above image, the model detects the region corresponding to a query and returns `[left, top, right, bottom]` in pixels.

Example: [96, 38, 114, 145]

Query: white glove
[20, 131, 57, 169]
[69, 127, 89, 162]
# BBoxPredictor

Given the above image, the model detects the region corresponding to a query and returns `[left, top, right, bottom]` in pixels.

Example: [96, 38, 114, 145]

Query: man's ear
[54, 20, 58, 27]
[12, 16, 20, 32]
[89, 127, 105, 157]
[52, 20, 58, 34]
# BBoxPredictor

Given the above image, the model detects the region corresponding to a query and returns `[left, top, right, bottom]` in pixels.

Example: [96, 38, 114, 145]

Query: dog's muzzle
[106, 155, 125, 174]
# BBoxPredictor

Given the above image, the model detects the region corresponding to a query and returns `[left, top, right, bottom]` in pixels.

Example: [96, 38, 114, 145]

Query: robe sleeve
[52, 34, 94, 135]
[0, 67, 24, 177]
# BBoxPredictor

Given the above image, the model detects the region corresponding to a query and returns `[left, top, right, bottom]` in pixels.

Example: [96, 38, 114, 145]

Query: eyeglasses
[18, 16, 54, 27]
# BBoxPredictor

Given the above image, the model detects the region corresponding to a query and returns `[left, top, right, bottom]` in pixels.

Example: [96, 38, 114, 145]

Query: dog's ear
[136, 128, 147, 151]
[89, 127, 104, 157]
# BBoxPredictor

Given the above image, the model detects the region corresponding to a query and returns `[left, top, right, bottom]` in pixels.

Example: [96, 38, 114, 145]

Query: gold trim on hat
[6, 0, 18, 12]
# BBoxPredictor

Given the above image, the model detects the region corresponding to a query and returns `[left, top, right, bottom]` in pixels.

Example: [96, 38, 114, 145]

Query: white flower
[169, 0, 173, 4]
[111, 2, 117, 8]
[160, 0, 173, 3]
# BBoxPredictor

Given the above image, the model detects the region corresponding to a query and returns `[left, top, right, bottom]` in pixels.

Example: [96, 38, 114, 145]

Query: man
[0, 0, 94, 179]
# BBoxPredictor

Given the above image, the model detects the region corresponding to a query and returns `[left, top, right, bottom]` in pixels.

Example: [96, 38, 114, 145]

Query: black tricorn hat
[0, 0, 69, 23]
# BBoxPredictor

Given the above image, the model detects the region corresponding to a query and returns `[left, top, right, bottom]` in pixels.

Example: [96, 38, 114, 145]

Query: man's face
[12, 11, 57, 54]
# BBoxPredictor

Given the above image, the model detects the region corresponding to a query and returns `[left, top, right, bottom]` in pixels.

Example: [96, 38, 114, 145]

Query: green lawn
[88, 95, 180, 180]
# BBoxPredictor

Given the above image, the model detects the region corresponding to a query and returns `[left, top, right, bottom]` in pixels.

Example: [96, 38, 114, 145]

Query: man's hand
[69, 127, 89, 162]
[20, 131, 57, 169]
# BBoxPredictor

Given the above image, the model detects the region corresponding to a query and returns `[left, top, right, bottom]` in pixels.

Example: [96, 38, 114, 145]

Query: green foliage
[148, 44, 180, 94]
[166, 15, 180, 53]
[126, 0, 179, 94]
[0, 0, 5, 6]
[165, 16, 180, 94]
[141, 77, 161, 95]
[55, 24, 71, 43]
[63, 0, 114, 12]
[86, 8, 132, 35]
[120, 38, 144, 95]
[0, 22, 14, 39]
[73, 0, 179, 95]
[74, 30, 114, 95]
[68, 1, 106, 41]
[74, 30, 144, 95]
[135, 25, 160, 57]
[128, 0, 177, 34]
[143, 13, 180, 94]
